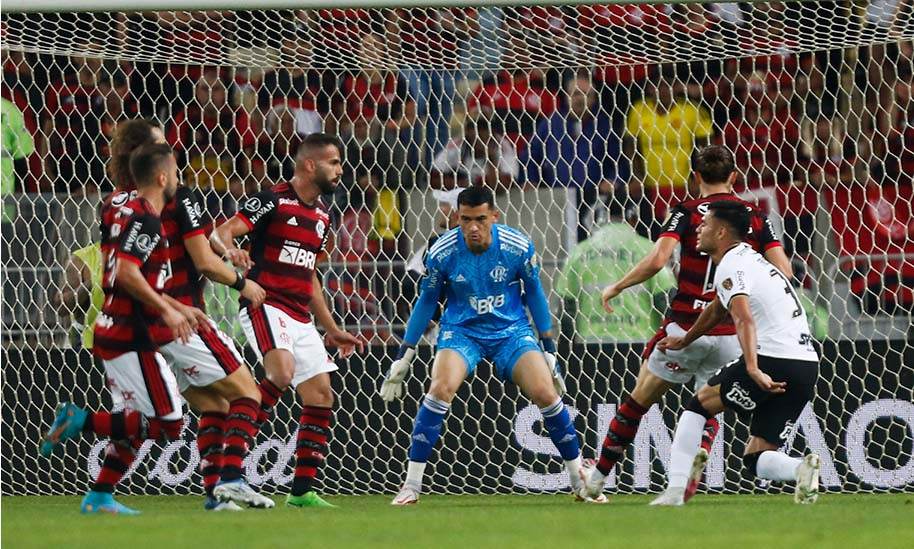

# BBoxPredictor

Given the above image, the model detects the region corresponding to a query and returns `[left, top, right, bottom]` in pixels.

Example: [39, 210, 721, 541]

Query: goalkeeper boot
[649, 487, 685, 507]
[286, 491, 338, 509]
[571, 459, 608, 504]
[80, 491, 140, 515]
[40, 402, 88, 457]
[576, 463, 607, 501]
[213, 478, 275, 509]
[391, 484, 420, 506]
[204, 496, 244, 512]
[683, 448, 710, 503]
[794, 453, 820, 505]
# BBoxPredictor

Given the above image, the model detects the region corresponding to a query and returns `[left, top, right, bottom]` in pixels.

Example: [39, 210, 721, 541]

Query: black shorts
[708, 354, 818, 445]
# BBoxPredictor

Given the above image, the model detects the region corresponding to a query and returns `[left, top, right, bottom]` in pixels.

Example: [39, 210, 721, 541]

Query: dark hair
[129, 143, 174, 187]
[457, 185, 495, 209]
[708, 200, 750, 239]
[108, 119, 161, 190]
[298, 132, 344, 158]
[695, 145, 735, 184]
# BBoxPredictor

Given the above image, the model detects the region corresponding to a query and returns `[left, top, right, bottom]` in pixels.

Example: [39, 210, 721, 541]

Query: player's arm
[518, 240, 566, 395]
[601, 236, 678, 313]
[379, 252, 446, 402]
[115, 217, 192, 342]
[757, 213, 793, 279]
[175, 187, 266, 306]
[210, 190, 277, 270]
[729, 295, 785, 393]
[310, 269, 363, 358]
[661, 296, 728, 351]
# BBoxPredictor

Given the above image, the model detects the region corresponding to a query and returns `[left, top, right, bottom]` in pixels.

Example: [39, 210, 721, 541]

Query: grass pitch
[3, 493, 913, 548]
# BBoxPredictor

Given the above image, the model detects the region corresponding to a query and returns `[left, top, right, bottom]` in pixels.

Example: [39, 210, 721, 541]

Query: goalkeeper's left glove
[541, 337, 566, 396]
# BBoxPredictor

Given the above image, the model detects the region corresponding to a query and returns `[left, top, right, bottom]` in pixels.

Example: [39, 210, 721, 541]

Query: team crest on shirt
[315, 219, 326, 240]
[490, 265, 507, 282]
[722, 278, 733, 290]
[697, 203, 711, 215]
[665, 362, 683, 372]
[112, 191, 130, 207]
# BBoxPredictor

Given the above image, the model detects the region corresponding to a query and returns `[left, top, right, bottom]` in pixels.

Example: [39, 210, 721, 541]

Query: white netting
[1, 2, 912, 497]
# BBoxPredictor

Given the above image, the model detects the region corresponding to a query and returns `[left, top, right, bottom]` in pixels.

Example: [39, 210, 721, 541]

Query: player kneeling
[380, 187, 604, 505]
[643, 202, 820, 505]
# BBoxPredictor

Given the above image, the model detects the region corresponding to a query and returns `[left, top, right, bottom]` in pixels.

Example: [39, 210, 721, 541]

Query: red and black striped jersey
[235, 182, 331, 323]
[94, 196, 172, 359]
[160, 186, 211, 310]
[659, 193, 782, 335]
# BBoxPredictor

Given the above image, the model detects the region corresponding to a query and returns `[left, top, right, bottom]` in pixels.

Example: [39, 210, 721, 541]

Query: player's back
[94, 195, 171, 358]
[660, 193, 781, 335]
[427, 224, 533, 338]
[715, 243, 818, 362]
[159, 186, 210, 310]
[237, 182, 331, 323]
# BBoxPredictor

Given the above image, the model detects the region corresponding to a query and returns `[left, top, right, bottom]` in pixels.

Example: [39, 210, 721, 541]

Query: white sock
[405, 461, 427, 491]
[667, 411, 706, 490]
[565, 456, 583, 482]
[756, 451, 802, 482]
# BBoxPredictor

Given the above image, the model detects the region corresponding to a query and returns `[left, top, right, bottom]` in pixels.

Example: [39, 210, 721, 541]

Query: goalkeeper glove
[380, 345, 416, 402]
[541, 337, 566, 396]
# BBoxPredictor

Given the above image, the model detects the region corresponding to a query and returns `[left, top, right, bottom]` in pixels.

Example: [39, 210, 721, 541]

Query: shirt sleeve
[715, 259, 752, 310]
[519, 239, 553, 334]
[402, 250, 447, 345]
[175, 187, 210, 238]
[117, 214, 162, 266]
[753, 212, 783, 250]
[235, 189, 277, 231]
[658, 204, 691, 240]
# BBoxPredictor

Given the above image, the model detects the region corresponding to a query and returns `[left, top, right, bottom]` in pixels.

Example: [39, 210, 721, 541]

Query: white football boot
[391, 484, 420, 506]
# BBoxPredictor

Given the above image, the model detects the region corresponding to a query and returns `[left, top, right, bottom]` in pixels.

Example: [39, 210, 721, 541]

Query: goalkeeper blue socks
[541, 399, 580, 460]
[408, 395, 449, 463]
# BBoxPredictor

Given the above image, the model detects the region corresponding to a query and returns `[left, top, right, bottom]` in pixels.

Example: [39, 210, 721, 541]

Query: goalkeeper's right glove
[379, 345, 417, 402]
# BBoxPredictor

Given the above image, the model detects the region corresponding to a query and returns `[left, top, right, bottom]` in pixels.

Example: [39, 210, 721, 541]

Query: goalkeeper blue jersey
[403, 224, 552, 343]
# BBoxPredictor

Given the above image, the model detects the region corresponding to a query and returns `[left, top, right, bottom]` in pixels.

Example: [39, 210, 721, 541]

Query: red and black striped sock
[291, 406, 332, 497]
[221, 398, 260, 482]
[145, 418, 184, 441]
[197, 412, 226, 497]
[257, 379, 284, 424]
[91, 439, 142, 493]
[596, 397, 649, 476]
[700, 417, 720, 454]
[83, 411, 143, 439]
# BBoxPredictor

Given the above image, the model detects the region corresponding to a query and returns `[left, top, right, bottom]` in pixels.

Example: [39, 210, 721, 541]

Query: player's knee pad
[743, 452, 763, 479]
[686, 396, 712, 419]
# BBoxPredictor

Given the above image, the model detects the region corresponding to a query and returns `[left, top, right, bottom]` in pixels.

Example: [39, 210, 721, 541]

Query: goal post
[2, 1, 912, 496]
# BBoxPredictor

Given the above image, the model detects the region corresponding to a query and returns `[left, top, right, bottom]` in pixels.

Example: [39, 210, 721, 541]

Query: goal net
[2, 1, 912, 496]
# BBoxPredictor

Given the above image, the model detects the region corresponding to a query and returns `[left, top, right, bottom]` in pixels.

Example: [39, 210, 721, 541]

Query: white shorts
[645, 322, 742, 389]
[102, 351, 183, 421]
[159, 321, 245, 392]
[240, 303, 337, 388]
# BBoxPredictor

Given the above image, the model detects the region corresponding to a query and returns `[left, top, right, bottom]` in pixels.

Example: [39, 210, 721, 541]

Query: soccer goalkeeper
[379, 186, 604, 505]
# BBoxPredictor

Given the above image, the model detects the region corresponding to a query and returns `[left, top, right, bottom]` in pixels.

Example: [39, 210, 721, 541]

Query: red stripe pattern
[139, 352, 175, 418]
[159, 186, 211, 314]
[197, 411, 226, 495]
[221, 398, 260, 481]
[198, 327, 241, 376]
[291, 406, 332, 496]
[596, 397, 648, 475]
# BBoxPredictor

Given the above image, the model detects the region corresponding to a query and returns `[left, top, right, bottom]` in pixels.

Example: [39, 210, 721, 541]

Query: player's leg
[285, 319, 340, 509]
[741, 358, 820, 504]
[240, 304, 294, 423]
[392, 349, 471, 505]
[77, 352, 183, 515]
[181, 387, 240, 511]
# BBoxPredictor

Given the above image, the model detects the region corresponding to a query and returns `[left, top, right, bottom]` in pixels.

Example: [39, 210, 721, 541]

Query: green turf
[3, 493, 913, 549]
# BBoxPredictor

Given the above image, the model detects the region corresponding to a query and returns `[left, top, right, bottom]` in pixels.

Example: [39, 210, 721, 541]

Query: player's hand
[747, 367, 787, 394]
[225, 247, 253, 270]
[657, 336, 686, 353]
[540, 337, 566, 396]
[162, 306, 193, 344]
[380, 346, 416, 402]
[239, 278, 266, 308]
[185, 306, 211, 334]
[325, 328, 364, 359]
[601, 283, 622, 313]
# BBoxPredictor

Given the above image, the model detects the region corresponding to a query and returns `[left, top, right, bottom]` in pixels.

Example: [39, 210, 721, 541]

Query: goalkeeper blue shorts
[435, 325, 541, 381]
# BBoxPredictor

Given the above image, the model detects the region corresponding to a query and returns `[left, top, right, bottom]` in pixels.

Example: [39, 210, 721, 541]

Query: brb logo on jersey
[469, 294, 505, 315]
[279, 241, 317, 268]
